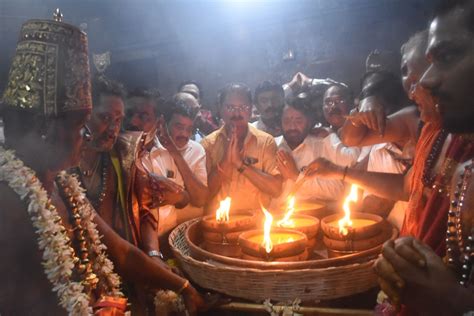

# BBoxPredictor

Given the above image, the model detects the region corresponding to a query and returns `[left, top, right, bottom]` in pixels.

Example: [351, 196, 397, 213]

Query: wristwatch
[148, 250, 164, 260]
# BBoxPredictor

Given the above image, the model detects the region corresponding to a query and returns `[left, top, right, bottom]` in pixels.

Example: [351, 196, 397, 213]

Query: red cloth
[398, 128, 474, 316]
[401, 123, 442, 251]
[401, 125, 474, 257]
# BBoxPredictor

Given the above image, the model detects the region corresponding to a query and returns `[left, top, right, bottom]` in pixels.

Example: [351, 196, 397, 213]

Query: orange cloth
[401, 122, 441, 240]
[401, 123, 474, 256]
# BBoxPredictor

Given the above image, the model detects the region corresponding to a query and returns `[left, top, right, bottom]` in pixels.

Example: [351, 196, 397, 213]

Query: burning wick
[215, 197, 231, 223]
[277, 196, 295, 228]
[338, 184, 358, 236]
[261, 207, 273, 253]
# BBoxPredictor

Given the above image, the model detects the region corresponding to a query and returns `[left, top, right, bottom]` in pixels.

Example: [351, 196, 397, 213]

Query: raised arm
[170, 148, 208, 207]
[304, 157, 411, 201]
[340, 102, 419, 147]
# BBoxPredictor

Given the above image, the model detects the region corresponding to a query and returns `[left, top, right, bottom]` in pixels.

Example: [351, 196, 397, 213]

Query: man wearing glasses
[201, 83, 282, 214]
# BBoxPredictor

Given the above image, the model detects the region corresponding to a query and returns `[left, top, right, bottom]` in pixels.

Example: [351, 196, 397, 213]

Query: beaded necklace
[446, 158, 474, 287]
[78, 153, 108, 210]
[56, 175, 99, 294]
[422, 129, 448, 188]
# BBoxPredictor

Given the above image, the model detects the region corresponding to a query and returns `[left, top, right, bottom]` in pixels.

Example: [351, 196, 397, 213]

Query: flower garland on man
[0, 11, 205, 315]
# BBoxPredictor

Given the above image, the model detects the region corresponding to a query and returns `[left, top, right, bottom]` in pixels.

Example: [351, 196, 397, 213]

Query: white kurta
[365, 142, 410, 230]
[273, 133, 360, 206]
[142, 137, 207, 236]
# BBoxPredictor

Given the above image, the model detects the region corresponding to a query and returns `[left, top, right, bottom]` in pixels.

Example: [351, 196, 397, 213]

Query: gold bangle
[177, 280, 189, 294]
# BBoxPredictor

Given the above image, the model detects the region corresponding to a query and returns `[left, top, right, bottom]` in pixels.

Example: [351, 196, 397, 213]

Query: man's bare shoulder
[387, 105, 419, 129]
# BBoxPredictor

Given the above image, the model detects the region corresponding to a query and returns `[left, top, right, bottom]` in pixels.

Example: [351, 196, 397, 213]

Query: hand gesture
[276, 149, 299, 181]
[182, 285, 207, 315]
[288, 72, 312, 93]
[134, 165, 156, 209]
[229, 127, 244, 167]
[303, 157, 344, 179]
[347, 96, 386, 135]
[375, 237, 460, 313]
[157, 116, 178, 154]
[219, 126, 243, 177]
[149, 173, 184, 206]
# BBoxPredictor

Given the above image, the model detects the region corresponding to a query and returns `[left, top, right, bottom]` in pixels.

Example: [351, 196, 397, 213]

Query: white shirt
[367, 143, 406, 174]
[273, 133, 360, 205]
[250, 119, 264, 130]
[142, 137, 207, 236]
[365, 142, 409, 230]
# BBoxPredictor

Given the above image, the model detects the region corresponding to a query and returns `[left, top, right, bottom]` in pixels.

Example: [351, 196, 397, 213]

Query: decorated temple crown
[2, 8, 92, 116]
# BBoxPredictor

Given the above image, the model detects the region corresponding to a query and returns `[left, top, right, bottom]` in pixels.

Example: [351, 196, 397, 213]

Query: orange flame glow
[215, 197, 231, 222]
[277, 196, 295, 228]
[261, 207, 273, 253]
[339, 184, 358, 236]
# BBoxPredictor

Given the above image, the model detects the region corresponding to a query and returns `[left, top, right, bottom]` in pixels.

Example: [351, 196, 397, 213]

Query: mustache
[230, 116, 244, 121]
[328, 108, 342, 115]
[284, 130, 301, 135]
[263, 107, 278, 114]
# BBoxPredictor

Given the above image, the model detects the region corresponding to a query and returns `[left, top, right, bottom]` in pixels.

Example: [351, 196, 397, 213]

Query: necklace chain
[56, 176, 100, 294]
[422, 129, 448, 188]
[446, 158, 474, 287]
[78, 154, 108, 210]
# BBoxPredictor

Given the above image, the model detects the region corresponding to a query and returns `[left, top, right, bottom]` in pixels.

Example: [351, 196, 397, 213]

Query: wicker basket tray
[169, 219, 384, 302]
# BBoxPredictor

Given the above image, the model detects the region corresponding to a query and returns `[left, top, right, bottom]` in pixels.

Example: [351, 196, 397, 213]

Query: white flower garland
[154, 290, 186, 315]
[57, 171, 123, 298]
[0, 146, 122, 315]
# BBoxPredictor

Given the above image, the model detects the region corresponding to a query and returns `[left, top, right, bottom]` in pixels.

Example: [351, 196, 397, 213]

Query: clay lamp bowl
[201, 211, 256, 243]
[324, 220, 393, 254]
[273, 214, 320, 240]
[200, 211, 255, 258]
[238, 228, 308, 262]
[321, 212, 384, 241]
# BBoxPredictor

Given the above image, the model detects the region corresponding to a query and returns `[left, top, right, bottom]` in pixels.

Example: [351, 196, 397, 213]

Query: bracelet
[342, 166, 349, 181]
[177, 280, 189, 294]
[148, 250, 164, 260]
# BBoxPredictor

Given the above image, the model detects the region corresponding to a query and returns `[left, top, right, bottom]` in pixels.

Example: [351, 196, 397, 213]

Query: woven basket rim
[169, 218, 380, 301]
[169, 218, 382, 273]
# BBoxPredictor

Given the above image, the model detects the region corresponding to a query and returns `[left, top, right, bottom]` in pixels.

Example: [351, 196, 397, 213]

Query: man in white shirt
[250, 81, 285, 137]
[274, 95, 360, 206]
[142, 95, 208, 237]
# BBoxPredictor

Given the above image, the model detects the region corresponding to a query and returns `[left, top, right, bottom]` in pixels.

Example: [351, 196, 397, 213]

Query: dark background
[0, 0, 437, 110]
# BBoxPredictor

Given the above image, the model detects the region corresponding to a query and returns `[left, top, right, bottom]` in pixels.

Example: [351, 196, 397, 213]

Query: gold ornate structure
[2, 9, 92, 116]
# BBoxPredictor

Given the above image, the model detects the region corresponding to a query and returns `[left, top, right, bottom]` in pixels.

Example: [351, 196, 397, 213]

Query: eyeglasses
[224, 104, 251, 113]
[324, 99, 347, 107]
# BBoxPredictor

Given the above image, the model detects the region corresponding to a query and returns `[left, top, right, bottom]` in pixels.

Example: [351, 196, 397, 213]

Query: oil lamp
[321, 185, 386, 257]
[200, 197, 255, 257]
[238, 206, 308, 262]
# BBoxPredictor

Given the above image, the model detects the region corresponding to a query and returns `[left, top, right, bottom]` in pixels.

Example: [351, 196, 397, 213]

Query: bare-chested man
[0, 15, 204, 315]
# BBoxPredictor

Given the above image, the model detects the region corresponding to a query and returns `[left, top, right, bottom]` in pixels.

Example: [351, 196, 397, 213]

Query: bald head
[173, 92, 200, 111]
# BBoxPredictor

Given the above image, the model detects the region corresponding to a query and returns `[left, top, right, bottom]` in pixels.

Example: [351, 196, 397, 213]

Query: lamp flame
[277, 196, 295, 227]
[339, 184, 358, 236]
[261, 206, 273, 253]
[216, 197, 231, 222]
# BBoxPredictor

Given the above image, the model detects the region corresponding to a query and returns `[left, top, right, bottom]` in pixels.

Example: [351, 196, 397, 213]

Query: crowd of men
[0, 0, 474, 315]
